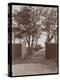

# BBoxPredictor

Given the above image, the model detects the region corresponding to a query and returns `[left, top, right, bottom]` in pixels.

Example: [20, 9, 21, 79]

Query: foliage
[42, 8, 57, 42]
[12, 6, 43, 54]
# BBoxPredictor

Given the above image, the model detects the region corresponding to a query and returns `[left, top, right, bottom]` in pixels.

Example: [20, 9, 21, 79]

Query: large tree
[12, 6, 43, 55]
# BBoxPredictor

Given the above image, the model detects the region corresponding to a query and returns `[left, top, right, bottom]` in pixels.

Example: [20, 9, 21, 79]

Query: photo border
[8, 2, 59, 77]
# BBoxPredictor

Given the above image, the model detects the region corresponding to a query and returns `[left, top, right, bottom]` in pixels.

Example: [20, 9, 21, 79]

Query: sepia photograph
[8, 3, 59, 76]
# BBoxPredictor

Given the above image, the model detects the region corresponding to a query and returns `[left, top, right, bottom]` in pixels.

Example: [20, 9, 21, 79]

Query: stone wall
[12, 43, 26, 60]
[12, 44, 22, 60]
[45, 42, 58, 58]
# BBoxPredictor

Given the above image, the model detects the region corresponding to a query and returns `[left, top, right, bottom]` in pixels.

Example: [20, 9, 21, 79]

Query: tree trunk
[27, 35, 32, 55]
[28, 43, 32, 55]
[35, 39, 38, 50]
[31, 38, 34, 54]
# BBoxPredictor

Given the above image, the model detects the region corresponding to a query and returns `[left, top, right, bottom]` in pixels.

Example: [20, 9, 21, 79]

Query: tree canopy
[12, 6, 58, 54]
